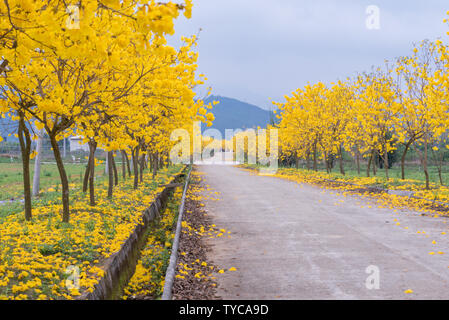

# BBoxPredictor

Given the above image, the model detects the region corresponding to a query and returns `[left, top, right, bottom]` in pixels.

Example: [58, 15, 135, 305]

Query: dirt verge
[172, 171, 220, 300]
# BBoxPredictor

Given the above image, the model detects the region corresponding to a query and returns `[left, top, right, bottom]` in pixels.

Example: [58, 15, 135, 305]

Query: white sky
[169, 0, 449, 109]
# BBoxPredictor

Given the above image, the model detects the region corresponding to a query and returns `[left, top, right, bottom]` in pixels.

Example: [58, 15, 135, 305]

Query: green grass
[0, 161, 106, 201]
[245, 161, 449, 188]
[300, 163, 449, 186]
[0, 170, 107, 221]
[0, 162, 183, 226]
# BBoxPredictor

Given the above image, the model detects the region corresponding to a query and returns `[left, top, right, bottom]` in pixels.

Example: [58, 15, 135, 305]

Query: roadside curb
[161, 165, 192, 300]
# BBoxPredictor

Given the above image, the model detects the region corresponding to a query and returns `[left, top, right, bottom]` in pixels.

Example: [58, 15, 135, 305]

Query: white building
[69, 136, 89, 152]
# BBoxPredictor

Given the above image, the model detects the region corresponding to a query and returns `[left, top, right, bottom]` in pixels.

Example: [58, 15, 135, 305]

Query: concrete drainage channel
[161, 166, 191, 300]
[78, 165, 191, 300]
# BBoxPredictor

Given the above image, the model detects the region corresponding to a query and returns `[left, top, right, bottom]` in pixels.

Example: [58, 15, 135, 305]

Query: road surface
[198, 165, 449, 299]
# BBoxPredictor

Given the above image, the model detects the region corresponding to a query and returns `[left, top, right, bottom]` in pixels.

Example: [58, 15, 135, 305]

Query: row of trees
[274, 36, 449, 190]
[0, 0, 214, 222]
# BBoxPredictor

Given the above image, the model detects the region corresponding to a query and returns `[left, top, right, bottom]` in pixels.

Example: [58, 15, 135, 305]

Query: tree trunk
[313, 144, 318, 171]
[83, 157, 91, 193]
[121, 150, 127, 180]
[18, 116, 32, 221]
[107, 151, 114, 198]
[423, 135, 430, 190]
[372, 150, 377, 176]
[88, 141, 96, 206]
[152, 152, 158, 179]
[111, 152, 118, 186]
[356, 149, 360, 175]
[367, 153, 372, 177]
[49, 134, 70, 223]
[158, 154, 163, 169]
[401, 140, 413, 180]
[139, 155, 145, 183]
[32, 129, 44, 197]
[132, 147, 139, 189]
[124, 150, 131, 177]
[339, 145, 345, 176]
[306, 152, 310, 170]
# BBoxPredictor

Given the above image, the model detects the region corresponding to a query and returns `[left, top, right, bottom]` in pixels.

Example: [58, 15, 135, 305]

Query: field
[0, 162, 106, 202]
[0, 161, 107, 220]
[0, 164, 184, 300]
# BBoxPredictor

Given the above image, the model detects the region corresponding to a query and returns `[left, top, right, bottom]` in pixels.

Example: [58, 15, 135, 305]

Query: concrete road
[198, 165, 449, 299]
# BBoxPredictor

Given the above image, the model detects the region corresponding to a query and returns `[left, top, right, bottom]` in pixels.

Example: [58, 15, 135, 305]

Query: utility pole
[105, 150, 109, 175]
[32, 129, 44, 197]
[63, 137, 67, 158]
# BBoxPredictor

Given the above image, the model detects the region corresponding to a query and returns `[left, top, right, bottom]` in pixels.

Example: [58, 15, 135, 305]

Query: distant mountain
[0, 96, 275, 142]
[203, 95, 273, 136]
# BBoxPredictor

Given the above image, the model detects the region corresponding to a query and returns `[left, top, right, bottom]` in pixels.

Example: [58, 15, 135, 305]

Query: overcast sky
[169, 0, 449, 110]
